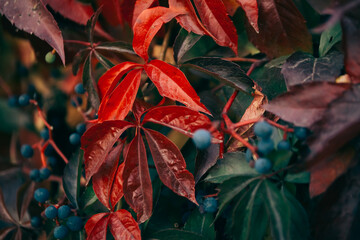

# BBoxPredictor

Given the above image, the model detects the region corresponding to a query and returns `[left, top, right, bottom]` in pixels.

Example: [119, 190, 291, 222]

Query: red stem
[49, 140, 69, 164]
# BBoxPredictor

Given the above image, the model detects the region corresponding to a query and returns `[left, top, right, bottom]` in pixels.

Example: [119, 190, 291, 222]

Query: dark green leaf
[79, 184, 97, 210]
[93, 50, 114, 70]
[285, 172, 310, 184]
[63, 150, 83, 209]
[173, 29, 202, 63]
[72, 49, 89, 76]
[184, 210, 215, 240]
[281, 51, 343, 89]
[319, 22, 342, 57]
[86, 7, 102, 45]
[150, 229, 203, 240]
[95, 41, 136, 55]
[183, 57, 254, 94]
[82, 53, 100, 111]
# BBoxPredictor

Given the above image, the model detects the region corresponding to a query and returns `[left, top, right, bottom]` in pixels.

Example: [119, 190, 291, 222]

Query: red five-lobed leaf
[123, 131, 153, 223]
[97, 62, 142, 99]
[97, 69, 143, 122]
[93, 143, 123, 209]
[144, 60, 210, 114]
[133, 6, 182, 62]
[144, 128, 197, 204]
[236, 0, 259, 32]
[143, 105, 221, 143]
[81, 120, 134, 183]
[193, 0, 238, 54]
[85, 213, 110, 240]
[109, 210, 142, 240]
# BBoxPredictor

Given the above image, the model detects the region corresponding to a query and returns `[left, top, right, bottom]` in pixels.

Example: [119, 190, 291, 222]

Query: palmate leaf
[184, 210, 215, 240]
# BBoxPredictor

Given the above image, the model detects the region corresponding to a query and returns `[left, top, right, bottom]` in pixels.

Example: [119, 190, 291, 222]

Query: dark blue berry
[39, 168, 51, 180]
[47, 156, 57, 167]
[75, 123, 86, 135]
[277, 140, 291, 150]
[58, 205, 71, 219]
[203, 197, 218, 213]
[246, 148, 253, 162]
[71, 97, 83, 107]
[54, 225, 69, 239]
[8, 96, 18, 107]
[18, 94, 30, 106]
[66, 216, 83, 231]
[69, 133, 81, 145]
[74, 83, 85, 94]
[45, 205, 58, 219]
[257, 139, 274, 155]
[34, 188, 49, 203]
[40, 128, 49, 140]
[44, 144, 54, 157]
[21, 144, 34, 158]
[29, 169, 40, 181]
[31, 216, 42, 228]
[255, 158, 272, 174]
[254, 121, 273, 139]
[192, 129, 212, 149]
[294, 127, 308, 140]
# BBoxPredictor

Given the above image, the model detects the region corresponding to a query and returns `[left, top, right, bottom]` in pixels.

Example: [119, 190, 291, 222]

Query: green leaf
[205, 152, 259, 183]
[285, 172, 310, 184]
[79, 184, 97, 210]
[173, 28, 202, 63]
[268, 150, 293, 171]
[184, 210, 215, 240]
[63, 150, 83, 209]
[95, 41, 135, 55]
[150, 229, 204, 240]
[183, 57, 254, 94]
[93, 51, 114, 70]
[83, 53, 100, 111]
[319, 22, 342, 57]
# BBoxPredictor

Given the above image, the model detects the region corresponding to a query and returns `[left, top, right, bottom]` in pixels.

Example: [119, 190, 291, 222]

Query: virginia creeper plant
[0, 0, 360, 239]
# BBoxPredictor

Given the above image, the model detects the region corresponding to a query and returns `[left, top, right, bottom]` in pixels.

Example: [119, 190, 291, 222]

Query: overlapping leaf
[63, 150, 83, 209]
[237, 0, 259, 32]
[108, 210, 142, 240]
[132, 0, 158, 27]
[173, 29, 202, 63]
[85, 213, 110, 240]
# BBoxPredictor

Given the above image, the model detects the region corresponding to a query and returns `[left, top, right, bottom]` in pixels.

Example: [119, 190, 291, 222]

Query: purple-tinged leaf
[83, 53, 100, 111]
[195, 144, 220, 183]
[173, 28, 202, 63]
[0, 188, 16, 224]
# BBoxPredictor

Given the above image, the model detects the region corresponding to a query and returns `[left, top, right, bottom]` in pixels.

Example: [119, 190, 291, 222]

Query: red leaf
[144, 60, 210, 114]
[110, 162, 125, 209]
[133, 7, 182, 62]
[222, 0, 240, 16]
[97, 62, 142, 99]
[97, 0, 123, 26]
[97, 69, 142, 122]
[193, 0, 238, 54]
[143, 106, 221, 143]
[109, 210, 141, 240]
[236, 0, 259, 32]
[132, 99, 153, 123]
[144, 129, 197, 204]
[93, 143, 123, 209]
[123, 131, 153, 223]
[0, 0, 65, 64]
[132, 0, 158, 27]
[169, 0, 209, 35]
[121, 0, 136, 25]
[85, 213, 110, 240]
[81, 120, 134, 183]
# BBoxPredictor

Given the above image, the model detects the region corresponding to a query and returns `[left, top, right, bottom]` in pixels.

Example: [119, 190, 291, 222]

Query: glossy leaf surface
[173, 28, 202, 63]
[109, 210, 141, 240]
[110, 162, 125, 209]
[132, 0, 158, 26]
[85, 213, 110, 240]
[144, 60, 210, 114]
[144, 129, 197, 204]
[237, 0, 259, 32]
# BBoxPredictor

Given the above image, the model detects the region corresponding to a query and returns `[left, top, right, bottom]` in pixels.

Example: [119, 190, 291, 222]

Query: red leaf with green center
[144, 60, 210, 114]
[109, 210, 141, 240]
[144, 128, 197, 204]
[123, 131, 153, 223]
[143, 105, 221, 143]
[132, 0, 159, 27]
[93, 143, 123, 209]
[97, 62, 142, 99]
[110, 162, 125, 209]
[81, 120, 134, 183]
[193, 0, 238, 54]
[132, 6, 182, 62]
[98, 69, 143, 122]
[85, 213, 110, 240]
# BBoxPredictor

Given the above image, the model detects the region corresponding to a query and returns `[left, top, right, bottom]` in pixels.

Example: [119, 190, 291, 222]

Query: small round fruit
[245, 148, 253, 162]
[34, 188, 49, 203]
[45, 52, 56, 64]
[192, 129, 212, 149]
[74, 83, 85, 94]
[29, 169, 40, 182]
[255, 158, 272, 174]
[203, 197, 218, 213]
[44, 144, 54, 157]
[254, 121, 273, 139]
[21, 144, 34, 158]
[66, 216, 83, 231]
[257, 139, 274, 155]
[31, 216, 42, 228]
[47, 156, 57, 167]
[8, 96, 18, 107]
[277, 140, 291, 151]
[76, 123, 86, 135]
[71, 97, 83, 107]
[58, 205, 71, 219]
[294, 127, 308, 140]
[45, 205, 58, 219]
[39, 168, 51, 180]
[18, 94, 30, 106]
[54, 225, 69, 239]
[69, 133, 81, 145]
[40, 128, 49, 140]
